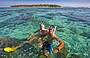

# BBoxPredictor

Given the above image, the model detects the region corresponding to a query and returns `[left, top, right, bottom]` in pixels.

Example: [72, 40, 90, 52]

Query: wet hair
[49, 25, 56, 31]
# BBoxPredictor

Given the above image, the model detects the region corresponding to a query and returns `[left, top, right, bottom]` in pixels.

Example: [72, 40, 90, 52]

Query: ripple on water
[0, 7, 90, 58]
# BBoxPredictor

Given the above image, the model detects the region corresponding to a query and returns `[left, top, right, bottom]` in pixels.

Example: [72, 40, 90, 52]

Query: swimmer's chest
[43, 35, 54, 43]
[39, 30, 47, 35]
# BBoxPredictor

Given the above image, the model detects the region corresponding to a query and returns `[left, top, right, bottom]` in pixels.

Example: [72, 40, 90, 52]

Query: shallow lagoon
[0, 7, 90, 58]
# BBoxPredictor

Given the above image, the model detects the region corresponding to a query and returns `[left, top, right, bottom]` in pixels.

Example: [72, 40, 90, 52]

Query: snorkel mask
[49, 25, 56, 31]
[40, 22, 44, 25]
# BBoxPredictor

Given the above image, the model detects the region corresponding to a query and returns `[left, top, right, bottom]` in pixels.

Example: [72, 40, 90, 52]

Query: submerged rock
[0, 37, 22, 58]
[11, 44, 39, 58]
[0, 37, 21, 48]
[68, 54, 84, 58]
[40, 15, 53, 19]
[58, 47, 69, 58]
[47, 47, 69, 58]
[47, 13, 57, 16]
[80, 32, 90, 38]
[57, 28, 64, 32]
[0, 37, 39, 58]
[57, 25, 64, 28]
[70, 27, 77, 34]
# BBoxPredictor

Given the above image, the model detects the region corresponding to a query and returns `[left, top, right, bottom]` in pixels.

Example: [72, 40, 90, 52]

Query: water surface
[0, 7, 90, 58]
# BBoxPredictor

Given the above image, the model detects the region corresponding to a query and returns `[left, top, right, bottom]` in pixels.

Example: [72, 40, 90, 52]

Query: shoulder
[45, 29, 49, 32]
[53, 34, 58, 39]
[53, 34, 56, 37]
[36, 29, 40, 32]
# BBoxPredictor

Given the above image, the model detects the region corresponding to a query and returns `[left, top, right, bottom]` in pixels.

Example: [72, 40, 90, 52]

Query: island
[10, 4, 61, 7]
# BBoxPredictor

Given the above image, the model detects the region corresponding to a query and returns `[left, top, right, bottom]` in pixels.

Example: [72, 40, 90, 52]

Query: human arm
[27, 29, 40, 40]
[18, 30, 40, 47]
[53, 35, 64, 53]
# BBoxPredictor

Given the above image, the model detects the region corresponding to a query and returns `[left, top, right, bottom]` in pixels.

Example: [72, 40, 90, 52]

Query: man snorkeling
[19, 24, 64, 57]
[41, 25, 64, 56]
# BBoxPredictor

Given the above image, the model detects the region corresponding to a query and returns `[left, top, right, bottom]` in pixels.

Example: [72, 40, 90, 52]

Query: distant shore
[11, 4, 61, 7]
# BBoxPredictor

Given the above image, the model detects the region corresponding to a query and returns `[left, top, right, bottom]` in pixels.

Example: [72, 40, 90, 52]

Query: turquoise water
[0, 7, 90, 58]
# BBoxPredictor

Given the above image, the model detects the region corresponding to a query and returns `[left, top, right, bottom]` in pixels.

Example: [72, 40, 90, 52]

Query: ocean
[0, 7, 90, 58]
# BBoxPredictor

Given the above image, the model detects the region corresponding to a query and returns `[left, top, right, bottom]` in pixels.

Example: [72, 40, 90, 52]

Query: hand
[52, 49, 58, 53]
[11, 46, 18, 50]
[44, 50, 49, 56]
[27, 33, 34, 40]
[27, 36, 32, 40]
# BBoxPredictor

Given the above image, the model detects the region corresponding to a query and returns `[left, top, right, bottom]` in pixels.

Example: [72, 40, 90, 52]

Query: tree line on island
[11, 4, 61, 7]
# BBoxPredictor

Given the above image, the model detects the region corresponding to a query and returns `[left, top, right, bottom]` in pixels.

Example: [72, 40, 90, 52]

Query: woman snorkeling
[17, 23, 49, 48]
[41, 25, 64, 56]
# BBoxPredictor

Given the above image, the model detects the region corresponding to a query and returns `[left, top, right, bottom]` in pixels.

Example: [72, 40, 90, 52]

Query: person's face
[49, 28, 54, 34]
[40, 24, 45, 29]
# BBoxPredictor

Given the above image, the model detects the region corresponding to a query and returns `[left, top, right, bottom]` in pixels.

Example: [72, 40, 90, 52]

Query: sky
[0, 0, 90, 7]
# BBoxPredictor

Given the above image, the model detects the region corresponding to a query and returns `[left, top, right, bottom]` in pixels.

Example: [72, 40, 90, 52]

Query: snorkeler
[41, 25, 64, 56]
[4, 24, 64, 57]
[4, 23, 49, 52]
[17, 23, 49, 48]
